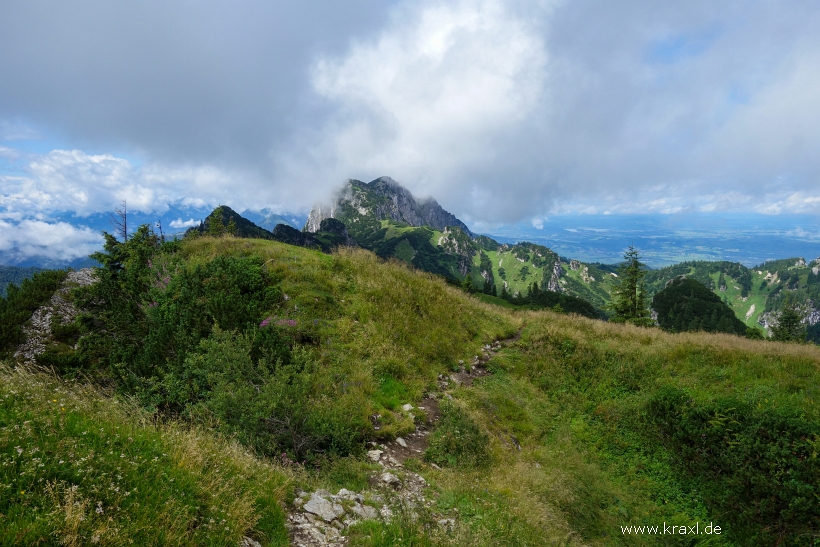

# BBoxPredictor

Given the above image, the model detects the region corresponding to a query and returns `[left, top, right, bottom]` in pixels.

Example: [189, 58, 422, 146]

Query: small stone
[331, 519, 345, 530]
[401, 403, 414, 412]
[367, 449, 383, 462]
[337, 488, 354, 498]
[351, 503, 379, 520]
[380, 472, 401, 488]
[438, 518, 455, 530]
[240, 537, 262, 547]
[395, 437, 407, 448]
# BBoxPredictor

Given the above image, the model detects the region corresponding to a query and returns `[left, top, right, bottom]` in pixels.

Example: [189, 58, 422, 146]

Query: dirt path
[284, 326, 526, 546]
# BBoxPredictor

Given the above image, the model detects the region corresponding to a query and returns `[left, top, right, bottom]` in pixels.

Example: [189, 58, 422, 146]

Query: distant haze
[2, 1, 820, 262]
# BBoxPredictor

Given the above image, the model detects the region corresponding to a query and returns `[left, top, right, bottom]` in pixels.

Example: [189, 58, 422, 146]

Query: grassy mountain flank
[4, 232, 820, 545]
[643, 258, 820, 338]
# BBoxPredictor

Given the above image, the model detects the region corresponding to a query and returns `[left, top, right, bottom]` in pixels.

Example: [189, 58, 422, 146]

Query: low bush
[646, 386, 820, 545]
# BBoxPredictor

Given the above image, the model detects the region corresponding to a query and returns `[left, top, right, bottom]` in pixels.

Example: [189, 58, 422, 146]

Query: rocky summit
[304, 176, 472, 236]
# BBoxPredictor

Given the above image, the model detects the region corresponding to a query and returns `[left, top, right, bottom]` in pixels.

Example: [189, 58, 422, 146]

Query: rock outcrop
[305, 177, 472, 236]
[14, 269, 96, 365]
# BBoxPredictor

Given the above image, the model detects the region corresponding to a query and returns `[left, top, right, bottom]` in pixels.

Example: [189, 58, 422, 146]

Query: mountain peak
[305, 177, 472, 236]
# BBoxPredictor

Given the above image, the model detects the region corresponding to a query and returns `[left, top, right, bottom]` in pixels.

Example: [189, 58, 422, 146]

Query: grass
[5, 235, 820, 546]
[0, 364, 292, 546]
[180, 239, 519, 413]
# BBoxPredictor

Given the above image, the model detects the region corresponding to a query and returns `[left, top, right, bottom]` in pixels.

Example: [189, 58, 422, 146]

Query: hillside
[0, 265, 42, 297]
[3, 232, 820, 545]
[303, 178, 615, 314]
[643, 258, 820, 339]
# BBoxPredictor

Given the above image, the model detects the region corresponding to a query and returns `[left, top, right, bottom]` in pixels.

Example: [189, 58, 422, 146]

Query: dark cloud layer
[0, 0, 388, 163]
[1, 0, 820, 231]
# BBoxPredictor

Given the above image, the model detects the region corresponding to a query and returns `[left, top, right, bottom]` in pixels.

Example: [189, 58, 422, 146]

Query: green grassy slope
[0, 366, 291, 546]
[4, 235, 820, 546]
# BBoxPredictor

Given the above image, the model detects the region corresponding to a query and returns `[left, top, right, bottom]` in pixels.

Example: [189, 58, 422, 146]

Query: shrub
[646, 386, 820, 545]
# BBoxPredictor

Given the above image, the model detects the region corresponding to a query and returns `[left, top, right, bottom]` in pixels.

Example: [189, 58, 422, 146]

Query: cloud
[169, 218, 199, 229]
[2, 0, 820, 223]
[0, 148, 290, 217]
[0, 218, 102, 263]
[282, 0, 552, 217]
[285, 0, 820, 221]
[0, 1, 389, 167]
[1, 121, 39, 141]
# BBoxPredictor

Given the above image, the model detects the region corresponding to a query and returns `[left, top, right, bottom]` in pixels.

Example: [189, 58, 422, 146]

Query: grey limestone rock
[305, 177, 472, 236]
[303, 493, 345, 523]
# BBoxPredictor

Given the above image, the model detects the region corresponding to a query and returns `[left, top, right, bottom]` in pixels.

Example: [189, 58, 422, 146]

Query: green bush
[646, 387, 820, 545]
[78, 226, 284, 397]
[160, 329, 366, 462]
[425, 401, 490, 468]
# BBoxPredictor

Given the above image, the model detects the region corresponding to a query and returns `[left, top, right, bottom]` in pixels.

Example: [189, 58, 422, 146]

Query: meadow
[2, 234, 818, 545]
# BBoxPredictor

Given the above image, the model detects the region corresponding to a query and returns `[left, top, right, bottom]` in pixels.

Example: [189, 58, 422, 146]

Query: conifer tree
[207, 207, 226, 237]
[226, 216, 238, 236]
[610, 246, 653, 326]
[771, 296, 806, 342]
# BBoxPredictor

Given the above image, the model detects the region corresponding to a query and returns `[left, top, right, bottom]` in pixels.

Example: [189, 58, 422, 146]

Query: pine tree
[226, 216, 238, 236]
[771, 296, 806, 342]
[610, 246, 653, 326]
[491, 284, 497, 297]
[461, 274, 473, 293]
[207, 207, 226, 237]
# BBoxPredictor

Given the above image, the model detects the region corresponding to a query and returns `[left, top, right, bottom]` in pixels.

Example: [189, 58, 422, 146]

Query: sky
[2, 0, 820, 264]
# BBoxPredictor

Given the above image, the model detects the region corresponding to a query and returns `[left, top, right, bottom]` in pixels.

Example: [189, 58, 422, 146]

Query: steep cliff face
[437, 226, 475, 276]
[305, 177, 472, 236]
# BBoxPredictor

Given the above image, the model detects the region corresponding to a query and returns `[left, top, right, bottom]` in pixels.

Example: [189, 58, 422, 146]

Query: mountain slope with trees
[653, 277, 748, 335]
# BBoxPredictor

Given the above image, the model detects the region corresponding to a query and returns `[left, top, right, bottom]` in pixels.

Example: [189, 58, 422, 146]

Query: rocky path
[14, 268, 95, 366]
[285, 328, 524, 546]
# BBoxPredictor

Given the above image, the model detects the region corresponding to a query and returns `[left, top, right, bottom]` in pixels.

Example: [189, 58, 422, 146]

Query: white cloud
[169, 218, 199, 229]
[4, 1, 820, 223]
[0, 148, 292, 217]
[282, 0, 551, 214]
[0, 219, 102, 263]
[754, 192, 820, 215]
